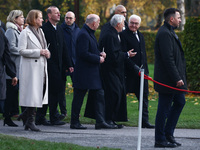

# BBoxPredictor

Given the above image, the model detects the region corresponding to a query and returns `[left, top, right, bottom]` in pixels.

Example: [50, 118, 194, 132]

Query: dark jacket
[0, 31, 16, 99]
[42, 21, 72, 94]
[61, 22, 80, 66]
[73, 24, 102, 90]
[99, 20, 128, 51]
[120, 28, 149, 94]
[100, 25, 128, 122]
[154, 21, 187, 93]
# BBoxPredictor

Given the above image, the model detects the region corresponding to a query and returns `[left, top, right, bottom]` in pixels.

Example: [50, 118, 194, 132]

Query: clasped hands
[40, 49, 51, 59]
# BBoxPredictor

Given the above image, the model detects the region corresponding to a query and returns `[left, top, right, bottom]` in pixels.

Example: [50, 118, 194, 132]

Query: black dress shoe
[166, 135, 181, 146]
[95, 122, 117, 129]
[4, 117, 18, 127]
[142, 122, 155, 128]
[154, 141, 177, 148]
[51, 120, 66, 125]
[70, 123, 87, 129]
[113, 121, 124, 129]
[35, 119, 51, 126]
[106, 120, 123, 129]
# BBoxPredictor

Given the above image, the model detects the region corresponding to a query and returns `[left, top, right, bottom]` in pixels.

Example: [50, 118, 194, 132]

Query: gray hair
[129, 14, 141, 24]
[110, 14, 125, 27]
[7, 10, 23, 23]
[85, 14, 99, 24]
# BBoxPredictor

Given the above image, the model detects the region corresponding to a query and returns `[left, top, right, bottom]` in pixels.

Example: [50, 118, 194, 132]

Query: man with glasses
[99, 5, 128, 50]
[60, 11, 80, 118]
[120, 14, 155, 129]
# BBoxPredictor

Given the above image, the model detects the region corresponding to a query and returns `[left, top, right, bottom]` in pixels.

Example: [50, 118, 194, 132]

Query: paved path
[0, 120, 200, 150]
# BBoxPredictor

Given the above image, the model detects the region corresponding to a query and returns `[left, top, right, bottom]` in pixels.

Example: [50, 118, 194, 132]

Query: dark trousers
[135, 91, 149, 123]
[36, 93, 61, 123]
[155, 93, 185, 142]
[71, 88, 105, 124]
[49, 92, 64, 123]
[58, 80, 67, 115]
[36, 104, 48, 121]
[3, 79, 19, 118]
[0, 100, 4, 113]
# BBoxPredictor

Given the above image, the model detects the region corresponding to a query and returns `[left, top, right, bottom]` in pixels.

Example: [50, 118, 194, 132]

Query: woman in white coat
[18, 10, 50, 131]
[4, 10, 24, 127]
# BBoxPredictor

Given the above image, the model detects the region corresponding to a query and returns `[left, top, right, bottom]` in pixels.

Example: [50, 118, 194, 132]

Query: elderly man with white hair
[120, 14, 155, 129]
[70, 14, 115, 130]
[100, 14, 136, 129]
[99, 5, 128, 51]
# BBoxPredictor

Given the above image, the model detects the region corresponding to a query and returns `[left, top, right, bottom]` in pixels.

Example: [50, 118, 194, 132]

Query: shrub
[183, 17, 200, 91]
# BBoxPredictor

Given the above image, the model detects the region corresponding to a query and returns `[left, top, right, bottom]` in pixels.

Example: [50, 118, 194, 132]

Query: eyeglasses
[65, 17, 73, 20]
[129, 22, 139, 26]
[121, 11, 127, 14]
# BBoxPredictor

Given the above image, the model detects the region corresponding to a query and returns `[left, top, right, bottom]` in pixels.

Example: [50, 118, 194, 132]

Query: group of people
[0, 4, 187, 148]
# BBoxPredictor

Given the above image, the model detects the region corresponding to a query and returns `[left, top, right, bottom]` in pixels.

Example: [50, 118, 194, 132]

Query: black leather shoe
[4, 118, 18, 127]
[70, 123, 87, 129]
[51, 120, 66, 125]
[106, 120, 123, 129]
[154, 141, 177, 148]
[113, 121, 124, 129]
[142, 122, 155, 128]
[35, 119, 51, 126]
[95, 122, 117, 129]
[166, 135, 181, 146]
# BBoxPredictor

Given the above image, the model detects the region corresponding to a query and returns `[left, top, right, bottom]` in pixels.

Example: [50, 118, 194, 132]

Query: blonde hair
[7, 10, 23, 23]
[26, 10, 42, 26]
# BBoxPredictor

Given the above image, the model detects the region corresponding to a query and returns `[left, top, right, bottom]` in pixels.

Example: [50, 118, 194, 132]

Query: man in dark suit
[99, 5, 128, 51]
[154, 8, 187, 148]
[60, 11, 80, 117]
[0, 30, 17, 113]
[120, 14, 154, 129]
[100, 14, 136, 129]
[35, 6, 73, 125]
[70, 14, 114, 130]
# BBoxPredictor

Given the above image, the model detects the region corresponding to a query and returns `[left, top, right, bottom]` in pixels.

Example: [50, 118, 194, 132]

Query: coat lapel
[27, 28, 42, 49]
[170, 31, 183, 51]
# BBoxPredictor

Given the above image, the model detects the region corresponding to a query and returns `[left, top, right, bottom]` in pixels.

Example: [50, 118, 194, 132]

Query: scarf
[15, 23, 23, 32]
[28, 25, 46, 49]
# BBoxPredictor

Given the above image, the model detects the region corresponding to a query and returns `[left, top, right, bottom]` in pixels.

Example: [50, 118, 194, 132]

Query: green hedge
[183, 17, 200, 91]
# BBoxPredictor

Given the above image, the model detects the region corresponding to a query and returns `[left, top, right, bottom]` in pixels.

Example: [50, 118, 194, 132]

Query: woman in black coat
[0, 30, 17, 125]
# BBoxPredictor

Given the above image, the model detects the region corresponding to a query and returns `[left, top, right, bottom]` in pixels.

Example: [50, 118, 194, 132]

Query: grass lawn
[0, 134, 118, 150]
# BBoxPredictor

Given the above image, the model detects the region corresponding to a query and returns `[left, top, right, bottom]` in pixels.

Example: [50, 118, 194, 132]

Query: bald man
[60, 11, 80, 117]
[99, 5, 128, 51]
[70, 14, 115, 130]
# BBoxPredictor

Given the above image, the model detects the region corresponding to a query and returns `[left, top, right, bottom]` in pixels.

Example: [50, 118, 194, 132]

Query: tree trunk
[177, 0, 185, 31]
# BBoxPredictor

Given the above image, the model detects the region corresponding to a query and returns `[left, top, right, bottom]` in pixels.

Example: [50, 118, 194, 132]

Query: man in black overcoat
[70, 14, 114, 130]
[100, 14, 136, 128]
[154, 8, 187, 148]
[120, 14, 154, 128]
[99, 5, 128, 51]
[36, 6, 73, 125]
[0, 30, 17, 113]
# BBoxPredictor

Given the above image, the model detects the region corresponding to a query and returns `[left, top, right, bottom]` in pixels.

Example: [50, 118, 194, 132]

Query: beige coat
[18, 27, 48, 107]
